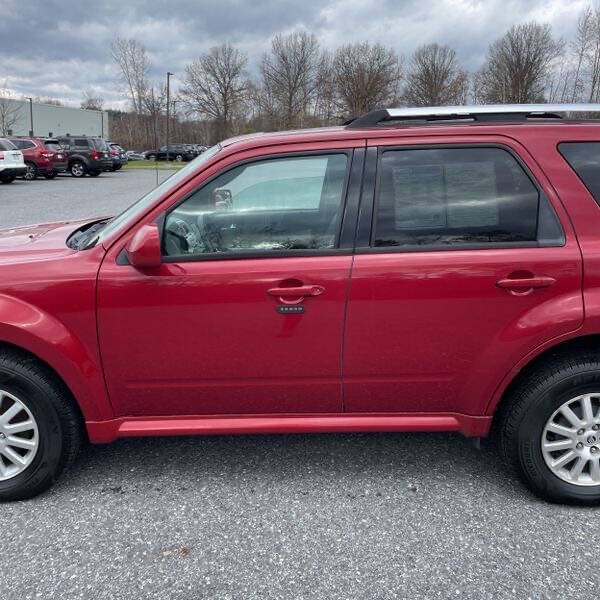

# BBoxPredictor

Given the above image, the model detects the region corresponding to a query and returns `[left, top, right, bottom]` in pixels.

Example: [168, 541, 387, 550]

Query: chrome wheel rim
[24, 165, 36, 180]
[0, 390, 39, 481]
[542, 393, 600, 486]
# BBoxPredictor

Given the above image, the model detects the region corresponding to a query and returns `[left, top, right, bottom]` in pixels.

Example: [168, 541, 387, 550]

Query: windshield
[87, 143, 222, 248]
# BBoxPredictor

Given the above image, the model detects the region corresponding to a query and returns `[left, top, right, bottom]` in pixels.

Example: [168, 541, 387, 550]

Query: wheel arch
[0, 295, 112, 422]
[488, 334, 600, 421]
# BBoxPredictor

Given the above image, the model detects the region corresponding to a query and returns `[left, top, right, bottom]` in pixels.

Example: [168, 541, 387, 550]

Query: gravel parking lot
[1, 170, 599, 599]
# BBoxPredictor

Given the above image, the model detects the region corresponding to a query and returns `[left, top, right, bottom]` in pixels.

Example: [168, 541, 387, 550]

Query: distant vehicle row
[143, 143, 208, 162]
[0, 137, 209, 183]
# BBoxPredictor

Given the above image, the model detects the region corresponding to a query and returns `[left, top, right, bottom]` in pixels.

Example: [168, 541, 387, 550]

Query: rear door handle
[496, 275, 556, 293]
[267, 285, 325, 298]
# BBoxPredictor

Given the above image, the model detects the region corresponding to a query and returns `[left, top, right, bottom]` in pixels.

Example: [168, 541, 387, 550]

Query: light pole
[25, 97, 33, 136]
[166, 72, 173, 162]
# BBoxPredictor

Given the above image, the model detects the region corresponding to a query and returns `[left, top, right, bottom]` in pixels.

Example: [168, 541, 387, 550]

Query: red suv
[8, 137, 68, 180]
[4, 104, 600, 503]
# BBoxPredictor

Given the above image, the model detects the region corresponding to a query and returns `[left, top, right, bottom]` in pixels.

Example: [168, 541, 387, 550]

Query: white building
[1, 98, 109, 138]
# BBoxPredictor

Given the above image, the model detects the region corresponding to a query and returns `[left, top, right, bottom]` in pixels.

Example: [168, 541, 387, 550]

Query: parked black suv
[57, 136, 112, 177]
[144, 143, 196, 162]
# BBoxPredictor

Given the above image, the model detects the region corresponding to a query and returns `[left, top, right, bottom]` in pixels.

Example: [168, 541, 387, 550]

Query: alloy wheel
[0, 390, 39, 481]
[71, 163, 84, 177]
[542, 393, 600, 486]
[23, 164, 36, 180]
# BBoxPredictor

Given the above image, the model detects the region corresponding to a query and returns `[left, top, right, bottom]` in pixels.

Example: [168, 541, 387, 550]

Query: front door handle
[496, 274, 556, 294]
[267, 285, 325, 298]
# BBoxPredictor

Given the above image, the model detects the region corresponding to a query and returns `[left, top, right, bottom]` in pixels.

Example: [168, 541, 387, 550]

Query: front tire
[70, 161, 86, 178]
[0, 351, 83, 501]
[23, 163, 37, 181]
[499, 353, 600, 504]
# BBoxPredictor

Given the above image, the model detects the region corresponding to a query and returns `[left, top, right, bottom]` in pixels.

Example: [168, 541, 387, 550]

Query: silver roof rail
[345, 104, 600, 128]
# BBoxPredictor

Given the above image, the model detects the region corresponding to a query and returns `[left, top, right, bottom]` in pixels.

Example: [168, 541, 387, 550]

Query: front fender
[0, 293, 111, 421]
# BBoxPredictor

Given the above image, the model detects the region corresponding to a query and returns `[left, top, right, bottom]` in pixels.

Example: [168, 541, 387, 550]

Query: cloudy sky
[0, 0, 590, 109]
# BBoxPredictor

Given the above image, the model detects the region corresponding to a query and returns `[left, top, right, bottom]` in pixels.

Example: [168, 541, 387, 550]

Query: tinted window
[44, 142, 62, 152]
[558, 142, 600, 206]
[74, 139, 89, 147]
[92, 139, 107, 150]
[164, 153, 348, 257]
[0, 139, 17, 151]
[373, 147, 544, 248]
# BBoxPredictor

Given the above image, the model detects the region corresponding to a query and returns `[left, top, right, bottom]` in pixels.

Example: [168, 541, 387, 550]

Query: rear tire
[498, 353, 600, 504]
[0, 350, 83, 501]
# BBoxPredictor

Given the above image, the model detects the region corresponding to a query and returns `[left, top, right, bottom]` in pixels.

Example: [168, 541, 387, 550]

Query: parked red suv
[4, 104, 600, 503]
[8, 137, 68, 180]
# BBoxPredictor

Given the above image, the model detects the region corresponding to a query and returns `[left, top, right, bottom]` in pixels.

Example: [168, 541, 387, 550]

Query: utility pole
[166, 72, 173, 162]
[25, 97, 33, 136]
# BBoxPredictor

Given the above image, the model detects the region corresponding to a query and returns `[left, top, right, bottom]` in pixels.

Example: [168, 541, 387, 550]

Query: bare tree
[0, 81, 21, 136]
[111, 38, 150, 115]
[403, 43, 468, 106]
[81, 88, 104, 111]
[260, 32, 322, 129]
[180, 43, 248, 142]
[476, 22, 563, 103]
[331, 42, 402, 118]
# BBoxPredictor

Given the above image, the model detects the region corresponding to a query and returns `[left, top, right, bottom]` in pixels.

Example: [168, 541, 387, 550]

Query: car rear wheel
[498, 353, 600, 504]
[70, 161, 86, 177]
[23, 163, 37, 181]
[0, 350, 84, 501]
[175, 154, 183, 162]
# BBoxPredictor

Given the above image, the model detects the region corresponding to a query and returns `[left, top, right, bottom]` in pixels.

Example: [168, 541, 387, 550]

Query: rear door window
[558, 142, 600, 206]
[373, 147, 564, 248]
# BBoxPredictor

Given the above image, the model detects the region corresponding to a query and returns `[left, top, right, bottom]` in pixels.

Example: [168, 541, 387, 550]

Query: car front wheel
[70, 161, 86, 177]
[499, 353, 600, 504]
[0, 350, 83, 501]
[23, 163, 37, 181]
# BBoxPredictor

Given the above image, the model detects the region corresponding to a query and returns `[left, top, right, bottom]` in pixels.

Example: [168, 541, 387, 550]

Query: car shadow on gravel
[54, 432, 529, 502]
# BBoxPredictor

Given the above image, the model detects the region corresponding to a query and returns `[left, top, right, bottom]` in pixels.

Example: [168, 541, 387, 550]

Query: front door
[343, 142, 584, 415]
[98, 150, 358, 416]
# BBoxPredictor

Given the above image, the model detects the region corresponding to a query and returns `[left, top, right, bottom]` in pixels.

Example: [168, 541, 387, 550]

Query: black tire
[175, 154, 183, 162]
[44, 172, 57, 180]
[23, 163, 37, 181]
[498, 352, 600, 504]
[0, 350, 83, 501]
[88, 170, 101, 177]
[0, 175, 16, 184]
[70, 161, 86, 178]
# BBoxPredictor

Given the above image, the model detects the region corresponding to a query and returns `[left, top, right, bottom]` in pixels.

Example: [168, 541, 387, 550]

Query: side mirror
[126, 223, 162, 269]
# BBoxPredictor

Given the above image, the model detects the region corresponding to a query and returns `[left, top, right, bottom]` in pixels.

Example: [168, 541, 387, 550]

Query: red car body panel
[1, 122, 600, 443]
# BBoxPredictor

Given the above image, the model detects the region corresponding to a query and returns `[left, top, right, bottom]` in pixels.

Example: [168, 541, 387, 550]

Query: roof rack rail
[345, 104, 600, 128]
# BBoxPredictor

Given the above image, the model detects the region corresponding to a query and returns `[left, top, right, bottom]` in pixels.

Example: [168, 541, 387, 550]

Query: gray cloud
[0, 0, 589, 109]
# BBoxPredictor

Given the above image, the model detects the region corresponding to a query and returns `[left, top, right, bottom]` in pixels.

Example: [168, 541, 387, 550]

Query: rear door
[342, 137, 583, 416]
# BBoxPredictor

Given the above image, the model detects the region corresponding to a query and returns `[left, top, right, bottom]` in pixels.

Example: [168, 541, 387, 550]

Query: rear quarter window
[559, 142, 600, 207]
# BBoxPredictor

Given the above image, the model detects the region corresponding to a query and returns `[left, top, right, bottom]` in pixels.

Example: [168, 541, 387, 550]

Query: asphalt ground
[0, 169, 599, 599]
